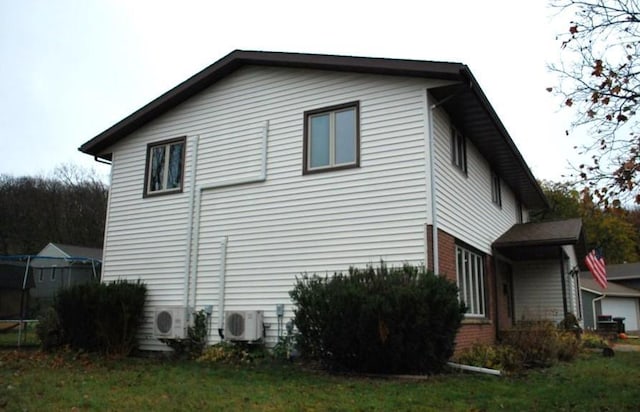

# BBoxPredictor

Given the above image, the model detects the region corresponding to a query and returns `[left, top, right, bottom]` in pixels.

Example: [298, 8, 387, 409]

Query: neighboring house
[598, 262, 640, 290]
[0, 243, 101, 321]
[581, 274, 640, 333]
[581, 262, 640, 334]
[30, 243, 102, 305]
[79, 50, 581, 351]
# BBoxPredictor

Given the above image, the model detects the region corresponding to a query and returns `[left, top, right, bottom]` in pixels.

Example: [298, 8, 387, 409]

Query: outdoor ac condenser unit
[224, 310, 263, 341]
[153, 306, 186, 339]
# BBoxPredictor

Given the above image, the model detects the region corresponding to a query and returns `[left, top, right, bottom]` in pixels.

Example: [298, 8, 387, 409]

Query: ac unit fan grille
[227, 312, 245, 337]
[156, 311, 173, 334]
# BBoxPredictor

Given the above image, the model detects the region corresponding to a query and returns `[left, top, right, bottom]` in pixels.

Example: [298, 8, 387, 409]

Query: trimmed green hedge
[50, 280, 146, 356]
[290, 262, 465, 374]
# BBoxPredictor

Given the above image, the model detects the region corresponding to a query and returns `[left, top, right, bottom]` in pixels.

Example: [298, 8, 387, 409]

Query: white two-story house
[80, 50, 584, 351]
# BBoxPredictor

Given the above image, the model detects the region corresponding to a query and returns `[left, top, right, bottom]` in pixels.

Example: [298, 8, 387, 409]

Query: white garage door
[601, 298, 639, 332]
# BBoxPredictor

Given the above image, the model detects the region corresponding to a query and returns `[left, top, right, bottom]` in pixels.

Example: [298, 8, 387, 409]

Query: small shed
[1, 243, 102, 321]
[30, 243, 102, 302]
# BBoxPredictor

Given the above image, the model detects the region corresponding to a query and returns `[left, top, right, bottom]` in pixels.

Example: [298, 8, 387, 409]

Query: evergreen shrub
[290, 261, 466, 374]
[54, 280, 146, 356]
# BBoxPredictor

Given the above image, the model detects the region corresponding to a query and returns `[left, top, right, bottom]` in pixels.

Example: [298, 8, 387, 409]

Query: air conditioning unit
[224, 310, 263, 341]
[153, 306, 186, 339]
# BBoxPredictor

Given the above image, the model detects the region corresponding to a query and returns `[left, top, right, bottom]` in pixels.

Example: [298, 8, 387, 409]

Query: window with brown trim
[303, 101, 360, 174]
[491, 170, 502, 207]
[451, 126, 467, 173]
[456, 245, 487, 317]
[144, 137, 186, 197]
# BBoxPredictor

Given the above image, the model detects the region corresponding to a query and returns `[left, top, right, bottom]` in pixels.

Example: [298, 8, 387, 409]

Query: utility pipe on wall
[183, 135, 200, 321]
[427, 96, 439, 274]
[217, 236, 228, 336]
[185, 121, 269, 330]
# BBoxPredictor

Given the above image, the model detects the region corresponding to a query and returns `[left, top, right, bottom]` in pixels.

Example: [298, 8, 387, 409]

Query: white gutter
[183, 135, 200, 320]
[99, 168, 113, 284]
[186, 121, 269, 330]
[421, 92, 430, 270]
[447, 362, 502, 376]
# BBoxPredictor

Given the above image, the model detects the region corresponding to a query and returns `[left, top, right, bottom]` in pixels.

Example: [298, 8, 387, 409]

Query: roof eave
[79, 50, 466, 157]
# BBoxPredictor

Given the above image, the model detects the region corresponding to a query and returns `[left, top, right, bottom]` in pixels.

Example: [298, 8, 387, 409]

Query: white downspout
[447, 362, 501, 376]
[183, 135, 200, 321]
[187, 121, 269, 332]
[427, 95, 439, 274]
[218, 236, 228, 335]
[99, 168, 113, 284]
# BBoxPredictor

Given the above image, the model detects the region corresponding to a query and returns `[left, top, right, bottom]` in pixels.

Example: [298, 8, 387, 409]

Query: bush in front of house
[455, 321, 582, 373]
[52, 280, 146, 356]
[500, 320, 581, 368]
[290, 261, 466, 374]
[454, 342, 523, 372]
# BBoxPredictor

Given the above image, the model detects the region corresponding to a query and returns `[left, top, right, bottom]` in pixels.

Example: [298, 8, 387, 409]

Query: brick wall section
[426, 225, 498, 353]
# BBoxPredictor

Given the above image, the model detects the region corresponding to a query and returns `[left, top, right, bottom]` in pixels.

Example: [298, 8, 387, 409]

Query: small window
[451, 127, 467, 173]
[303, 102, 360, 174]
[516, 201, 523, 223]
[38, 269, 44, 282]
[456, 246, 486, 317]
[491, 171, 501, 207]
[144, 137, 186, 197]
[50, 267, 56, 282]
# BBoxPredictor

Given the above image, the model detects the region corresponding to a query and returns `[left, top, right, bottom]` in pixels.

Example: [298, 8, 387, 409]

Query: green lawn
[1, 349, 639, 411]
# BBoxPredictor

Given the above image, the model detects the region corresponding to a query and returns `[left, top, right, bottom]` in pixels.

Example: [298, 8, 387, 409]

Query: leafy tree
[0, 164, 108, 255]
[580, 191, 640, 262]
[530, 180, 582, 221]
[550, 0, 640, 205]
[532, 181, 639, 263]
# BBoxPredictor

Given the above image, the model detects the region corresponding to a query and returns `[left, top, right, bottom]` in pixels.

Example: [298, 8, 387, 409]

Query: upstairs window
[451, 127, 467, 173]
[144, 137, 186, 197]
[303, 102, 360, 174]
[516, 201, 523, 223]
[456, 245, 486, 317]
[491, 171, 502, 207]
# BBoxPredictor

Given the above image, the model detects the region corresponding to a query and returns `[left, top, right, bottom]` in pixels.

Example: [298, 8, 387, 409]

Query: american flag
[585, 248, 607, 289]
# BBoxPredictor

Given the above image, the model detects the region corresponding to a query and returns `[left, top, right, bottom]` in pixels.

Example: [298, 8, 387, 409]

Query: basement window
[303, 102, 360, 174]
[144, 137, 186, 197]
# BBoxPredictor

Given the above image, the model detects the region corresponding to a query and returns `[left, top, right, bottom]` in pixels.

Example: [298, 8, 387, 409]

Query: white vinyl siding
[102, 66, 437, 350]
[512, 261, 566, 323]
[431, 103, 523, 256]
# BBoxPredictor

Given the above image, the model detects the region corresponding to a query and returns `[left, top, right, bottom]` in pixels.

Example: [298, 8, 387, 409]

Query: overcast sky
[0, 0, 579, 183]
